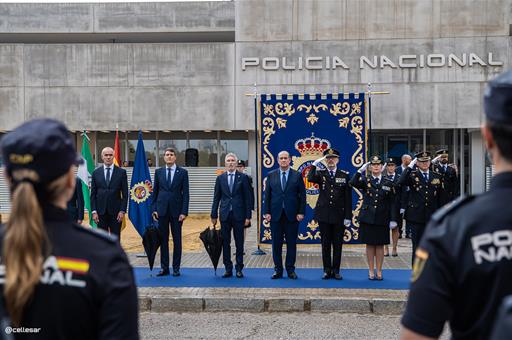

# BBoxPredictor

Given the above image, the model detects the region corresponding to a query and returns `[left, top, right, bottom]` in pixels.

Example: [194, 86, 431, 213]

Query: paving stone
[204, 297, 265, 312]
[310, 298, 371, 313]
[267, 298, 305, 312]
[138, 295, 152, 312]
[372, 298, 406, 315]
[151, 296, 203, 312]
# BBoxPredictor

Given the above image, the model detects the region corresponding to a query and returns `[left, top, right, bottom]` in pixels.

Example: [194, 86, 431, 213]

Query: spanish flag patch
[411, 248, 429, 282]
[56, 256, 90, 274]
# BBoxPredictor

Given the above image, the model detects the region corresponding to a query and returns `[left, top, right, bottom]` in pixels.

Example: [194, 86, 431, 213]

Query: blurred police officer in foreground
[0, 119, 139, 340]
[307, 148, 352, 280]
[401, 70, 512, 340]
[397, 151, 443, 265]
[432, 148, 459, 206]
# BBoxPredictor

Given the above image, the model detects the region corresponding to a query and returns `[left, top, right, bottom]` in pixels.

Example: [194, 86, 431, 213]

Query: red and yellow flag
[114, 130, 122, 167]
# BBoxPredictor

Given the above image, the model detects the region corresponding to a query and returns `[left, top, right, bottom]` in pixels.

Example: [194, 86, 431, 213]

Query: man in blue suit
[263, 151, 306, 279]
[211, 153, 252, 278]
[152, 148, 190, 277]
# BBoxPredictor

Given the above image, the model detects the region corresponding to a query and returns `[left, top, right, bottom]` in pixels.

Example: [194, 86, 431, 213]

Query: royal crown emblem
[294, 133, 331, 156]
[130, 180, 153, 204]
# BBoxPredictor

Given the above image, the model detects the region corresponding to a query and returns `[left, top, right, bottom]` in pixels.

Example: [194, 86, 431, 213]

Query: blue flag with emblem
[128, 131, 154, 237]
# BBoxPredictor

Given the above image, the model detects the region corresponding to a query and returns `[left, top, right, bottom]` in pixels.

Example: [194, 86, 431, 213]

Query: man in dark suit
[384, 157, 401, 257]
[90, 147, 128, 237]
[396, 154, 412, 239]
[211, 153, 251, 278]
[263, 150, 306, 280]
[432, 149, 459, 206]
[307, 148, 352, 280]
[152, 148, 190, 277]
[67, 177, 84, 224]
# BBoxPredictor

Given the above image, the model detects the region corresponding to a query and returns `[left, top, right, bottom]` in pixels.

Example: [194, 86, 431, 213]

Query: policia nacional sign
[242, 52, 502, 71]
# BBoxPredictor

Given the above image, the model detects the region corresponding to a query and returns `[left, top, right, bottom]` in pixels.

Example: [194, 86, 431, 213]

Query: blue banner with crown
[257, 93, 367, 245]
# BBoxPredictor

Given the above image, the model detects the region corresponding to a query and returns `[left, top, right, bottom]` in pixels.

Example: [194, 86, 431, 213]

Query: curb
[138, 295, 406, 315]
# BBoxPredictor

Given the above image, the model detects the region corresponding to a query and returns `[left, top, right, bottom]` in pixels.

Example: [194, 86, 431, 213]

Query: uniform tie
[423, 172, 428, 182]
[106, 167, 111, 186]
[330, 170, 334, 178]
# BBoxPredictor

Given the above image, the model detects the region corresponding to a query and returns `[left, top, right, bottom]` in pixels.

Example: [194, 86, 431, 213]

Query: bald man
[90, 147, 128, 237]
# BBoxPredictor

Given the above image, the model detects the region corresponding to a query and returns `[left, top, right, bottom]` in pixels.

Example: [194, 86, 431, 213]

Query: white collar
[166, 164, 176, 170]
[227, 170, 236, 176]
[327, 167, 337, 173]
[104, 164, 113, 170]
[372, 175, 382, 181]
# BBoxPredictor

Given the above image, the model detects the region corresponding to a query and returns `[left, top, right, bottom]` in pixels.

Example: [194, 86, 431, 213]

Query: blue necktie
[330, 170, 334, 178]
[229, 173, 234, 193]
[423, 172, 428, 182]
[167, 167, 172, 185]
[281, 171, 287, 191]
[106, 167, 111, 187]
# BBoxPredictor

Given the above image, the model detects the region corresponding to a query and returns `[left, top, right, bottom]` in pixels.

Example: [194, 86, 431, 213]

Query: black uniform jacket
[0, 205, 139, 340]
[397, 167, 443, 224]
[402, 172, 512, 340]
[307, 165, 352, 225]
[433, 163, 459, 205]
[349, 172, 398, 226]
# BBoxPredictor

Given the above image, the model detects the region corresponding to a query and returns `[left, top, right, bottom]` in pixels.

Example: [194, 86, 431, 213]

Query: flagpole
[367, 83, 373, 156]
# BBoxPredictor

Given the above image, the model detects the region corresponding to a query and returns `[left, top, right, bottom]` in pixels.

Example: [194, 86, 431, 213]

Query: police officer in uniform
[307, 148, 352, 280]
[400, 70, 512, 340]
[432, 148, 459, 206]
[397, 151, 443, 265]
[350, 156, 398, 280]
[384, 157, 401, 257]
[0, 119, 139, 340]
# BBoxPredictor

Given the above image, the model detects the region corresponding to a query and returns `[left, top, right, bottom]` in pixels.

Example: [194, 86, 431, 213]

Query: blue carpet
[134, 267, 411, 290]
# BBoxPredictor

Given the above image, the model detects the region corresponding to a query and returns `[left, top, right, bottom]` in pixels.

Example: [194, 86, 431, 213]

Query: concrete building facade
[0, 0, 509, 200]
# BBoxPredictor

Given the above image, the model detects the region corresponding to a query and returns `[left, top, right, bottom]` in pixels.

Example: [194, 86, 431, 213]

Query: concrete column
[470, 130, 485, 194]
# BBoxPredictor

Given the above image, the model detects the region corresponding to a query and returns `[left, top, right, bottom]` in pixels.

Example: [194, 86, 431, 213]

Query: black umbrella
[199, 226, 223, 275]
[142, 221, 162, 271]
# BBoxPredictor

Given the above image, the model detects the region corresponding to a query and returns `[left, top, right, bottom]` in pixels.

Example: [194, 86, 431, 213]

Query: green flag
[77, 132, 96, 228]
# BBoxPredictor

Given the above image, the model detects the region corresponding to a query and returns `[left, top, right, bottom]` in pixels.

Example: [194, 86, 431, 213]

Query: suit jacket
[67, 177, 84, 221]
[210, 171, 252, 222]
[90, 165, 128, 216]
[350, 172, 398, 226]
[151, 166, 189, 218]
[385, 172, 402, 220]
[307, 166, 352, 225]
[397, 167, 443, 224]
[263, 168, 306, 222]
[433, 163, 459, 205]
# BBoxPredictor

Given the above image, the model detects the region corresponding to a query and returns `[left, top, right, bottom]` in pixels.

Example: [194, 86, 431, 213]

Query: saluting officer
[400, 70, 512, 340]
[397, 151, 443, 264]
[307, 148, 352, 280]
[0, 119, 138, 340]
[350, 156, 398, 281]
[432, 148, 459, 206]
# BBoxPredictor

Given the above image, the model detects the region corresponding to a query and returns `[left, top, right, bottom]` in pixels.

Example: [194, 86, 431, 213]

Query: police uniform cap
[386, 157, 398, 165]
[369, 155, 383, 164]
[236, 159, 246, 167]
[415, 151, 432, 162]
[484, 70, 512, 125]
[435, 149, 449, 156]
[323, 148, 340, 158]
[1, 118, 82, 184]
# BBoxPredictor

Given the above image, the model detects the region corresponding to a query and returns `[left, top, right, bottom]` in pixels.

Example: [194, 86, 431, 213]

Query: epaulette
[73, 223, 118, 243]
[340, 170, 349, 175]
[431, 195, 476, 223]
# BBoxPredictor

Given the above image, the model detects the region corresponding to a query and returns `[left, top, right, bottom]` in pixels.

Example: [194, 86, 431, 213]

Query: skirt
[360, 223, 390, 246]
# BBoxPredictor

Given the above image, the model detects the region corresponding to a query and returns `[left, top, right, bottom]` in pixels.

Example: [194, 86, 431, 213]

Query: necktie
[330, 170, 334, 178]
[281, 172, 287, 191]
[167, 167, 172, 185]
[423, 172, 428, 182]
[229, 173, 234, 193]
[106, 167, 111, 186]
[373, 177, 379, 185]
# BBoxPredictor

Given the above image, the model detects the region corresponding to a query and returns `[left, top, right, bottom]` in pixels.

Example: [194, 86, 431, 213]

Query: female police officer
[0, 119, 138, 339]
[350, 156, 398, 280]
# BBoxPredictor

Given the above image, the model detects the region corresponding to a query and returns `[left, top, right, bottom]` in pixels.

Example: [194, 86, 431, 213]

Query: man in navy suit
[90, 147, 128, 237]
[152, 148, 190, 277]
[263, 151, 306, 279]
[211, 153, 252, 278]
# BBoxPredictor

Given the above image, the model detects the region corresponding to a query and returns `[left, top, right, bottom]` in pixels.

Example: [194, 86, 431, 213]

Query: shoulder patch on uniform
[431, 195, 475, 223]
[340, 170, 349, 175]
[73, 224, 118, 243]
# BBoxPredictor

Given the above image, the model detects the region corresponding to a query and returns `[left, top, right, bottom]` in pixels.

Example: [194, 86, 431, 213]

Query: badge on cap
[9, 154, 33, 165]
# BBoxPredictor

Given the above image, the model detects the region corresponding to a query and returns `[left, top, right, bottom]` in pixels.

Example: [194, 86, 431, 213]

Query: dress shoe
[156, 270, 170, 277]
[236, 271, 244, 278]
[322, 272, 331, 280]
[172, 270, 180, 277]
[222, 271, 233, 278]
[333, 273, 343, 280]
[271, 272, 283, 279]
[288, 272, 298, 280]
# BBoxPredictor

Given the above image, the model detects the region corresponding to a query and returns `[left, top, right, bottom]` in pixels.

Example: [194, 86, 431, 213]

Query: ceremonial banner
[258, 93, 367, 245]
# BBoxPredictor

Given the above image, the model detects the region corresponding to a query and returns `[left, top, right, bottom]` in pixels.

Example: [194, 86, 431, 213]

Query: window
[220, 131, 249, 166]
[158, 132, 187, 166]
[127, 132, 156, 167]
[188, 132, 218, 166]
